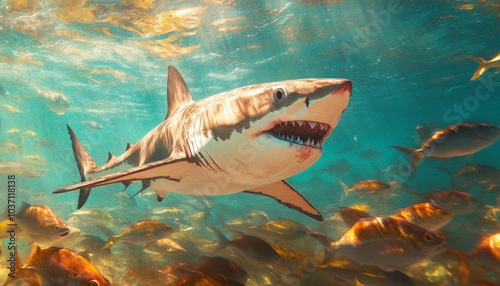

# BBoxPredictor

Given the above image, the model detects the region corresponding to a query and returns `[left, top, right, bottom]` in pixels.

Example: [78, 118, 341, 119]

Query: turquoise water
[1, 0, 499, 285]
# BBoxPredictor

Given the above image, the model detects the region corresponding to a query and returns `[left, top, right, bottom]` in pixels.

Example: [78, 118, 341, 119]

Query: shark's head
[197, 77, 352, 184]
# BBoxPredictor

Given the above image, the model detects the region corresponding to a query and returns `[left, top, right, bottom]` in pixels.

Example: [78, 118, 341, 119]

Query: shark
[53, 66, 352, 221]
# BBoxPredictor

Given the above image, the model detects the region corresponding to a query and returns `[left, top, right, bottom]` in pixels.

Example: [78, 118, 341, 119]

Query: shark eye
[273, 88, 286, 102]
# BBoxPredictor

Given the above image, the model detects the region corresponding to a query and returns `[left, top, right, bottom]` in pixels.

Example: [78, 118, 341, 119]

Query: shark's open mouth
[268, 121, 330, 148]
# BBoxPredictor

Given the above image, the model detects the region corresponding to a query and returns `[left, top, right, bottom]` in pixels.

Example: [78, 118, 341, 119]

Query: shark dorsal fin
[166, 66, 194, 119]
[126, 142, 134, 151]
[107, 152, 115, 162]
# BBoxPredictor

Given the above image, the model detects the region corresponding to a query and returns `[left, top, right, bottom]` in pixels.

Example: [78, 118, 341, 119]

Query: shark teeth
[268, 121, 330, 149]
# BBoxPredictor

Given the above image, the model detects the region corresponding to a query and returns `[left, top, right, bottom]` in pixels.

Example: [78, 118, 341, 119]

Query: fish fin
[97, 225, 117, 249]
[390, 146, 422, 179]
[53, 157, 189, 197]
[491, 52, 500, 62]
[309, 232, 335, 263]
[337, 177, 349, 201]
[166, 66, 194, 119]
[469, 56, 488, 81]
[16, 201, 31, 216]
[210, 227, 230, 252]
[244, 180, 323, 221]
[66, 125, 99, 209]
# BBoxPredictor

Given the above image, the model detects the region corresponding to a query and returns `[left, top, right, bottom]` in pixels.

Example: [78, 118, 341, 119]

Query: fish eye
[273, 88, 286, 102]
[89, 280, 99, 286]
[54, 226, 60, 230]
[423, 232, 434, 242]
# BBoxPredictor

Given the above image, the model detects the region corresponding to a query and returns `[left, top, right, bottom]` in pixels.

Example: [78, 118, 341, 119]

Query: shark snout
[335, 80, 352, 97]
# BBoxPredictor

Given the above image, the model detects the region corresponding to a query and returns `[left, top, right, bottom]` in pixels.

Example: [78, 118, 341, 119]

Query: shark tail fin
[391, 146, 423, 179]
[469, 56, 488, 81]
[66, 125, 98, 209]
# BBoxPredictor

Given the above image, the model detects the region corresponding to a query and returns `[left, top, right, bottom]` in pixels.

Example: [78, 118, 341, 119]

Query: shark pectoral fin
[244, 180, 323, 221]
[53, 157, 189, 194]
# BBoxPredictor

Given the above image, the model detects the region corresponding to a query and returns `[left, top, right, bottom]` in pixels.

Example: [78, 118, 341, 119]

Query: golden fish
[337, 179, 392, 200]
[391, 202, 453, 230]
[100, 219, 174, 249]
[310, 216, 446, 270]
[9, 202, 70, 245]
[469, 232, 500, 272]
[338, 206, 372, 228]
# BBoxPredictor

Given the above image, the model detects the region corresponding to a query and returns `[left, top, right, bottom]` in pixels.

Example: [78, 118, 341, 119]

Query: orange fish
[99, 219, 174, 249]
[337, 179, 392, 200]
[338, 206, 372, 228]
[4, 246, 110, 286]
[391, 202, 453, 230]
[6, 202, 70, 245]
[469, 233, 500, 272]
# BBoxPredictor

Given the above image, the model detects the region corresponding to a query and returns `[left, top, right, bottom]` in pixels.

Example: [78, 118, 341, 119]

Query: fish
[439, 164, 500, 190]
[337, 178, 393, 200]
[4, 202, 70, 245]
[99, 219, 174, 249]
[243, 218, 311, 241]
[310, 216, 446, 270]
[2, 104, 21, 113]
[143, 237, 186, 254]
[338, 206, 372, 228]
[211, 228, 282, 264]
[391, 202, 453, 230]
[170, 269, 246, 286]
[82, 120, 103, 130]
[79, 235, 112, 256]
[468, 232, 500, 272]
[304, 262, 416, 286]
[52, 66, 352, 221]
[469, 52, 500, 80]
[3, 246, 111, 286]
[392, 123, 500, 178]
[426, 190, 482, 215]
[34, 87, 71, 115]
[402, 187, 483, 215]
[180, 256, 249, 284]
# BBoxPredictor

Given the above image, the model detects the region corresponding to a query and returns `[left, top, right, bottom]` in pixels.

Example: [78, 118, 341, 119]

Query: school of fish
[1, 119, 500, 285]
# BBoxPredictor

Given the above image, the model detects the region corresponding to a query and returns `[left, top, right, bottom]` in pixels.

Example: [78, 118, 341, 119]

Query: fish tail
[97, 225, 117, 250]
[337, 177, 349, 201]
[2, 246, 24, 285]
[210, 227, 230, 252]
[469, 56, 488, 81]
[309, 232, 335, 263]
[391, 146, 422, 179]
[66, 125, 98, 209]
